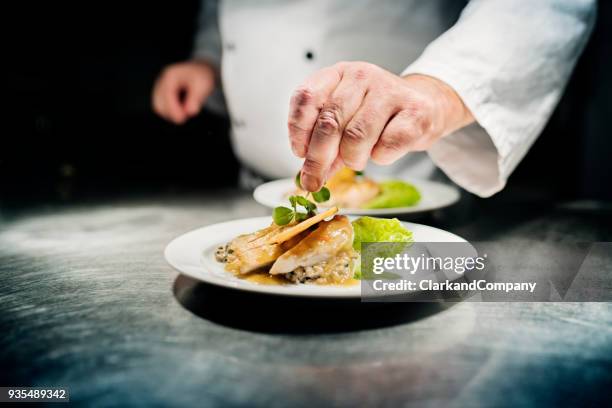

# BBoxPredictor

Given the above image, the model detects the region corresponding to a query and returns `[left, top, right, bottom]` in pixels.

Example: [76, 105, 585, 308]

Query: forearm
[402, 0, 597, 196]
[192, 0, 222, 68]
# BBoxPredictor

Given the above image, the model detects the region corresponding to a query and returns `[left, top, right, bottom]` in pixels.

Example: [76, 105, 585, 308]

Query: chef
[152, 0, 596, 197]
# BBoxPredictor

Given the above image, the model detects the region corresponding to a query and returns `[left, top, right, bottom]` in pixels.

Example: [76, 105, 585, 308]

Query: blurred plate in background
[253, 178, 460, 216]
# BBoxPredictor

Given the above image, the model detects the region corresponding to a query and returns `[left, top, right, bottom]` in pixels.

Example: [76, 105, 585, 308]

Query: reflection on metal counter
[1, 192, 610, 406]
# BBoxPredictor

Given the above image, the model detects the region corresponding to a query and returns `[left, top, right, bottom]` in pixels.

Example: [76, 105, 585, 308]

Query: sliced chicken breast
[221, 222, 307, 275]
[269, 215, 353, 275]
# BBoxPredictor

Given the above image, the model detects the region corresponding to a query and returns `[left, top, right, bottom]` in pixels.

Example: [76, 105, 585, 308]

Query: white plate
[253, 178, 460, 215]
[165, 216, 473, 298]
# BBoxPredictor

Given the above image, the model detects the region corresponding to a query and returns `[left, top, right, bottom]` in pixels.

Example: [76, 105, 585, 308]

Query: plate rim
[164, 216, 473, 298]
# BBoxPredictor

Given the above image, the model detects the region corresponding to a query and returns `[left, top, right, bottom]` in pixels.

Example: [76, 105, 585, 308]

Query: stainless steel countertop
[1, 191, 610, 407]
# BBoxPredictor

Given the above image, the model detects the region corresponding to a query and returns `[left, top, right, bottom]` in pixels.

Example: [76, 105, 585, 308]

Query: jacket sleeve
[402, 0, 597, 197]
[192, 0, 226, 115]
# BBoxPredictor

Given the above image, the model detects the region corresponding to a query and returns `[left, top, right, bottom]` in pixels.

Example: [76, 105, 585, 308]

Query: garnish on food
[292, 167, 421, 210]
[216, 170, 415, 285]
[216, 181, 357, 284]
[216, 177, 414, 286]
[273, 173, 331, 226]
[269, 207, 338, 245]
[215, 211, 354, 285]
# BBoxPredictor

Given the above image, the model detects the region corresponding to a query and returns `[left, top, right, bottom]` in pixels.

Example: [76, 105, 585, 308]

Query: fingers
[339, 92, 396, 170]
[371, 110, 431, 165]
[164, 82, 188, 124]
[300, 67, 369, 191]
[288, 66, 341, 158]
[153, 70, 187, 124]
[184, 74, 214, 116]
[152, 78, 172, 121]
[152, 63, 214, 124]
[300, 110, 342, 192]
[327, 156, 345, 179]
[289, 65, 449, 186]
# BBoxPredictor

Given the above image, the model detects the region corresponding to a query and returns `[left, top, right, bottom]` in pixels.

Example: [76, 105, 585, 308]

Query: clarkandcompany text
[372, 279, 537, 293]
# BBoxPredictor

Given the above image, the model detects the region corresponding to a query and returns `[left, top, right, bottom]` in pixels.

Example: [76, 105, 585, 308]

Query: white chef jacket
[193, 0, 596, 197]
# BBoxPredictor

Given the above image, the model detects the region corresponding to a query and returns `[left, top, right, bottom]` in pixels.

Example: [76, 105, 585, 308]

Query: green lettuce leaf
[352, 216, 413, 251]
[352, 216, 413, 279]
[362, 180, 421, 209]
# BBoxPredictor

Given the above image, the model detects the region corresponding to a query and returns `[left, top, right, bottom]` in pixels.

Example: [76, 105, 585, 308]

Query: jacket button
[232, 118, 246, 128]
[226, 42, 236, 51]
[305, 50, 315, 61]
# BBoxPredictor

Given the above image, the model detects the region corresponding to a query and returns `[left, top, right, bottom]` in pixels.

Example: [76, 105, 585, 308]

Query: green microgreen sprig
[272, 172, 331, 225]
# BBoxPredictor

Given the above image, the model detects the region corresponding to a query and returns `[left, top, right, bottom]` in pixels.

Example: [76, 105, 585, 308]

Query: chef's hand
[152, 60, 215, 124]
[288, 62, 474, 192]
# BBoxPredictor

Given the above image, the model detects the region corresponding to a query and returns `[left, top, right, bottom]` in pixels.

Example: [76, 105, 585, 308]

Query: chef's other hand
[288, 62, 474, 192]
[152, 60, 215, 124]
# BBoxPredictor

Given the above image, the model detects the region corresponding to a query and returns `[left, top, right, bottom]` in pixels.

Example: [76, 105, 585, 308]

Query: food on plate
[352, 216, 413, 251]
[361, 180, 420, 209]
[216, 213, 357, 284]
[352, 216, 414, 279]
[215, 189, 414, 285]
[292, 167, 421, 209]
[268, 207, 338, 245]
[270, 215, 356, 283]
[324, 167, 380, 208]
[215, 222, 311, 275]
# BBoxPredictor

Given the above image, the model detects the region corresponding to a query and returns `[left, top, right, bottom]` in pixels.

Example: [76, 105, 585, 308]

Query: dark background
[3, 1, 611, 205]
